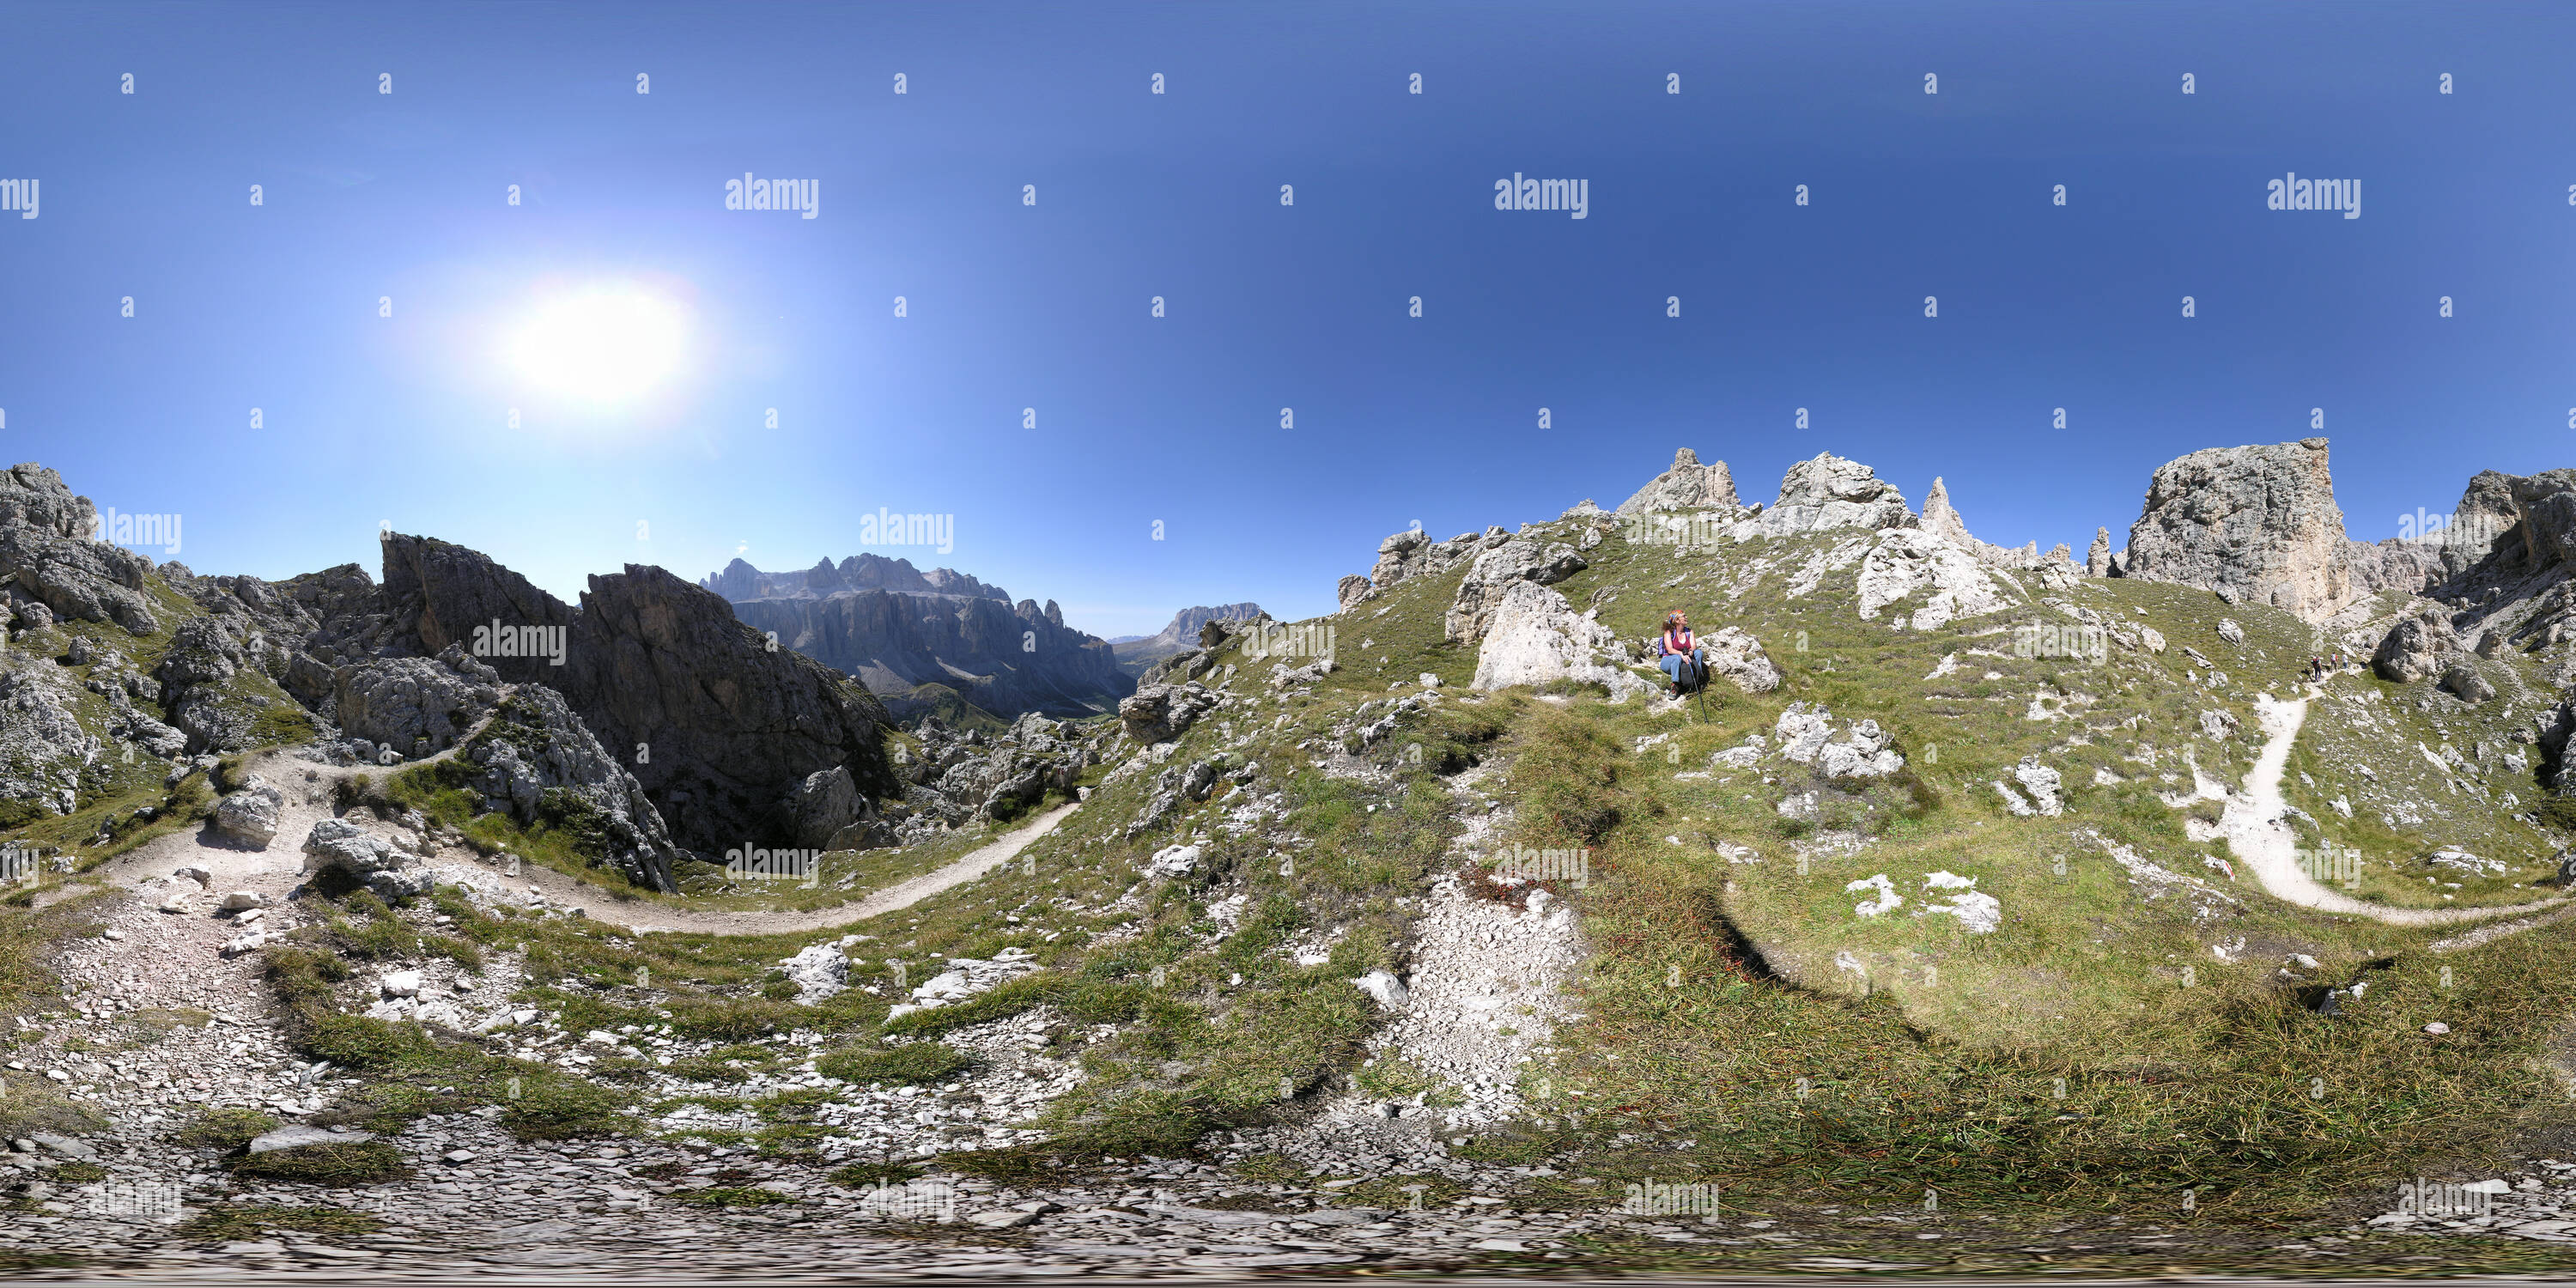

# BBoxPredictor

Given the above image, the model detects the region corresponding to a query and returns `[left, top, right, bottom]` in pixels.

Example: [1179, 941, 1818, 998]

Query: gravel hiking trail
[43, 732, 1080, 940]
[2225, 687, 2562, 927]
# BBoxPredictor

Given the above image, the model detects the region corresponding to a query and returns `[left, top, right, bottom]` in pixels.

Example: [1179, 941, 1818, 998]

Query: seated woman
[1656, 611, 1705, 696]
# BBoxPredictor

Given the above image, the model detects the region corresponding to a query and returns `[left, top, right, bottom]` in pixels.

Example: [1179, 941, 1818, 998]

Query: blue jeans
[1660, 649, 1704, 687]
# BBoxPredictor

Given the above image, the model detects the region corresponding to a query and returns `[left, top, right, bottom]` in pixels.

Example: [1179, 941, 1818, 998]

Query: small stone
[2425, 1022, 2452, 1036]
[380, 970, 423, 999]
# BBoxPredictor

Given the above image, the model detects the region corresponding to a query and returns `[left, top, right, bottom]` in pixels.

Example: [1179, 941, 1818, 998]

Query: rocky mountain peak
[2122, 437, 2354, 623]
[1616, 447, 1741, 514]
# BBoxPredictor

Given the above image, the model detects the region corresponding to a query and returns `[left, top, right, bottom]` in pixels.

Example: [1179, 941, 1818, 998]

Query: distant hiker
[1657, 611, 1706, 696]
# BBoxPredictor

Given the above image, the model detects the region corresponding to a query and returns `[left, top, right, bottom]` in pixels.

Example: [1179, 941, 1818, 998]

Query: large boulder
[1470, 580, 1649, 700]
[2372, 605, 2460, 683]
[2121, 438, 2354, 623]
[1119, 683, 1219, 744]
[300, 817, 408, 877]
[1616, 447, 1741, 515]
[1443, 539, 1587, 646]
[1700, 626, 1783, 694]
[785, 764, 864, 851]
[212, 778, 285, 848]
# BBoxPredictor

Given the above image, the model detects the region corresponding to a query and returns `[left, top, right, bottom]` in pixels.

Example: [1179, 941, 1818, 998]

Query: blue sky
[3, 1, 2570, 636]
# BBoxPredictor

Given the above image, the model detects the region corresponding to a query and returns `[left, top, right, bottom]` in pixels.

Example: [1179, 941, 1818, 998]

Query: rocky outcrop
[1470, 580, 1649, 700]
[1771, 703, 1905, 779]
[890, 713, 1099, 840]
[300, 817, 435, 899]
[1856, 528, 2019, 630]
[1339, 527, 1499, 610]
[0, 465, 159, 636]
[2087, 527, 2113, 578]
[556, 565, 897, 856]
[453, 685, 683, 891]
[2121, 438, 2354, 622]
[1616, 448, 1741, 514]
[330, 646, 501, 761]
[0, 669, 97, 821]
[1738, 453, 1915, 539]
[1444, 539, 1587, 646]
[153, 615, 288, 754]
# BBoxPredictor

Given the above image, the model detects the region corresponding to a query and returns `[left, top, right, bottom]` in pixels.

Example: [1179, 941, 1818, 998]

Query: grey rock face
[1120, 683, 1219, 744]
[300, 817, 409, 877]
[1469, 579, 1649, 701]
[455, 685, 683, 892]
[331, 646, 501, 761]
[2441, 664, 2497, 704]
[785, 765, 864, 851]
[2122, 438, 2354, 623]
[1700, 626, 1783, 694]
[491, 562, 899, 857]
[1615, 447, 1741, 514]
[2087, 527, 2113, 577]
[0, 669, 97, 818]
[152, 614, 285, 754]
[212, 778, 285, 848]
[1366, 527, 1486, 592]
[2373, 605, 2460, 683]
[0, 465, 158, 635]
[1443, 539, 1587, 646]
[1742, 453, 1915, 538]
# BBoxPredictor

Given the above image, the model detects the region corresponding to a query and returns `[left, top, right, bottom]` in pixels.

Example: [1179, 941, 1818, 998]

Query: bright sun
[510, 287, 687, 404]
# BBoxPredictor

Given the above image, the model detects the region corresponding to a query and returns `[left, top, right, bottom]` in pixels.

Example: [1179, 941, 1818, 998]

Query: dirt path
[39, 733, 1080, 943]
[612, 802, 1080, 937]
[2225, 688, 2563, 927]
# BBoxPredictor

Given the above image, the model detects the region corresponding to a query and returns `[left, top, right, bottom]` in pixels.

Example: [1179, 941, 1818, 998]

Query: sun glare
[511, 287, 688, 404]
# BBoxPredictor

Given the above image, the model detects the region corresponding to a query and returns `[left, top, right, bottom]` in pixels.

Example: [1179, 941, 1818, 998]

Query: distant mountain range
[700, 556, 1131, 720]
[1111, 604, 1266, 676]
